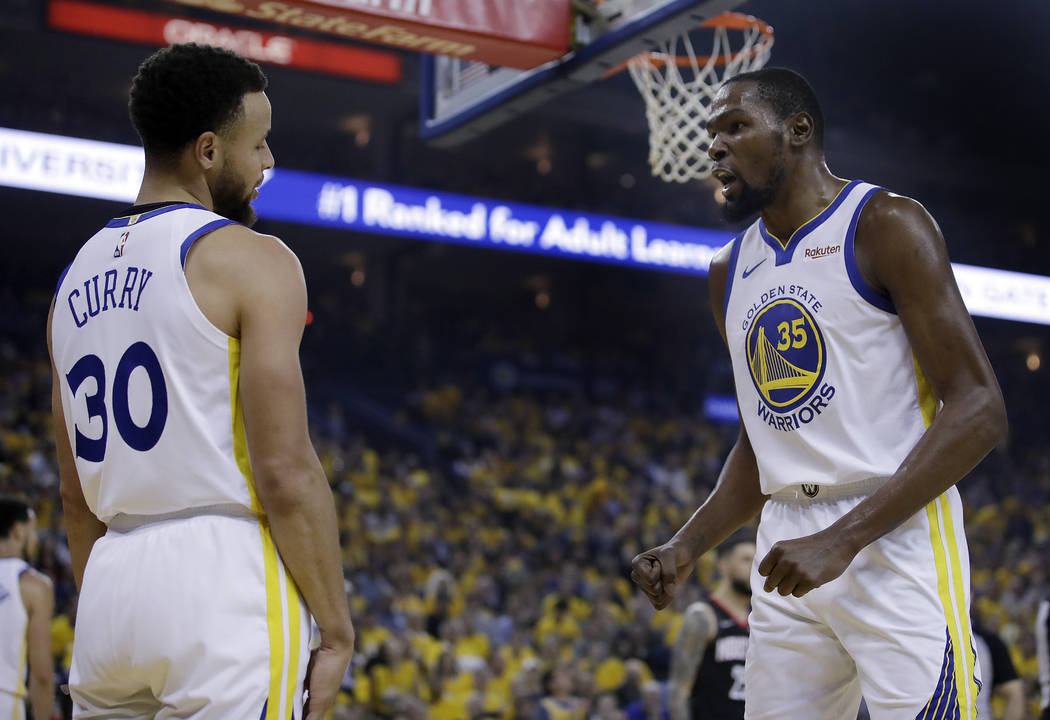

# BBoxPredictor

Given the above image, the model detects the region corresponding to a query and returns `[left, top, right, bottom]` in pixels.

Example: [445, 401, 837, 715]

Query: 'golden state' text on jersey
[51, 203, 259, 523]
[723, 180, 933, 495]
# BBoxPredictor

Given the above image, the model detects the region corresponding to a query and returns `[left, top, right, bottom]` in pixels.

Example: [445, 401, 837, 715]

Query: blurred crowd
[2, 288, 1049, 719]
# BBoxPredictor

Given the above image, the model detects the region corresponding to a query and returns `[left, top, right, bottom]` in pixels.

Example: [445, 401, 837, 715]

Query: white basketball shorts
[69, 511, 310, 719]
[745, 481, 982, 720]
[0, 691, 25, 720]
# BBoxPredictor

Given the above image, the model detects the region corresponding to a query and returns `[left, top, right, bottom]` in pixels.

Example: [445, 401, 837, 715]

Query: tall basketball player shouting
[632, 68, 1006, 720]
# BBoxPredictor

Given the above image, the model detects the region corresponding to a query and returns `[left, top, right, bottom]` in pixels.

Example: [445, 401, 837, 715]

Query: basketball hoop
[609, 12, 774, 184]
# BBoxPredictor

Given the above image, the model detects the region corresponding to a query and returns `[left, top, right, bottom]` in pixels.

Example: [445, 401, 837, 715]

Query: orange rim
[600, 12, 773, 79]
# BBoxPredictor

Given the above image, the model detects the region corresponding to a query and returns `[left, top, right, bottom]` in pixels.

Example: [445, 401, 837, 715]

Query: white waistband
[769, 476, 889, 503]
[106, 503, 260, 534]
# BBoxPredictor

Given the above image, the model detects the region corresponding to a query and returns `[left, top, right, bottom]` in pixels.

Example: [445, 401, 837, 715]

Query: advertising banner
[161, 0, 572, 69]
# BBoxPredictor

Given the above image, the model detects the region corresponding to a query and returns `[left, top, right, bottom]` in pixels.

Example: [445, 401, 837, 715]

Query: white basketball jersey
[723, 181, 934, 495]
[0, 558, 29, 698]
[51, 203, 262, 523]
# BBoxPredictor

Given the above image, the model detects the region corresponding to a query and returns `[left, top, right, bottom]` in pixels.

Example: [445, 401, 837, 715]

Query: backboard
[419, 0, 746, 147]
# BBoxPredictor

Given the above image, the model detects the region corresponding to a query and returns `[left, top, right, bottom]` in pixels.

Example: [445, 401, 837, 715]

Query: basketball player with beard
[49, 44, 352, 719]
[667, 532, 754, 720]
[632, 68, 1006, 719]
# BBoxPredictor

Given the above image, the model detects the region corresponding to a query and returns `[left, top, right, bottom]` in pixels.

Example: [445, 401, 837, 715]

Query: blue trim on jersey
[759, 179, 862, 265]
[259, 700, 267, 720]
[722, 234, 744, 320]
[105, 203, 208, 228]
[844, 186, 897, 314]
[180, 219, 237, 268]
[56, 261, 73, 296]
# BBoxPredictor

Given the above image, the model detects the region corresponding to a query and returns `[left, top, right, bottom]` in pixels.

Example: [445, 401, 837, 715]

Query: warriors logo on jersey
[740, 286, 836, 433]
[746, 297, 826, 412]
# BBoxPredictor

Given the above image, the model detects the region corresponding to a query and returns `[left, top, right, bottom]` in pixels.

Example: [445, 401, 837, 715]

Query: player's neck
[135, 166, 213, 211]
[760, 161, 848, 242]
[711, 585, 750, 622]
[0, 541, 23, 559]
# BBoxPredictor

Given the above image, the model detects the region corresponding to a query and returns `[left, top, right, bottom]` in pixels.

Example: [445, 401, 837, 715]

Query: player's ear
[193, 131, 220, 171]
[788, 113, 814, 147]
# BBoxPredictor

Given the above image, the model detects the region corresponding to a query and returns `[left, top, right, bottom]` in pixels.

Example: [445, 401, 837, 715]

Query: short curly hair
[0, 496, 30, 539]
[129, 43, 267, 161]
[724, 67, 825, 148]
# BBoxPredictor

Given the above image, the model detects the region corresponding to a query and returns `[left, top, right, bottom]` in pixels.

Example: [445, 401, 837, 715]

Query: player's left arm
[759, 192, 1007, 596]
[21, 569, 55, 720]
[47, 298, 107, 589]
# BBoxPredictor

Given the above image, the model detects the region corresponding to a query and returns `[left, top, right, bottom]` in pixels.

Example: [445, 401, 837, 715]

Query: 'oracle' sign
[162, 0, 572, 69]
[48, 0, 402, 83]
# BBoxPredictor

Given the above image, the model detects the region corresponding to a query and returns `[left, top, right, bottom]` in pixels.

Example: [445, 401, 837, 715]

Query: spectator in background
[0, 497, 54, 720]
[625, 680, 671, 720]
[537, 665, 587, 720]
[972, 606, 1024, 720]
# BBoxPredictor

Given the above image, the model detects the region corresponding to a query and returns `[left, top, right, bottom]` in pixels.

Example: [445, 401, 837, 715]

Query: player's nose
[708, 137, 728, 162]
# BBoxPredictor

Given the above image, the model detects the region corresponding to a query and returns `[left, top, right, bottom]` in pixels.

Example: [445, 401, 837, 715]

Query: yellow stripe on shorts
[916, 354, 978, 717]
[924, 496, 977, 719]
[284, 574, 303, 718]
[938, 494, 979, 712]
[260, 523, 285, 720]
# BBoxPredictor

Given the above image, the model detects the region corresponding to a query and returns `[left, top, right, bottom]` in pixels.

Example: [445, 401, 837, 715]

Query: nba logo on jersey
[114, 231, 130, 258]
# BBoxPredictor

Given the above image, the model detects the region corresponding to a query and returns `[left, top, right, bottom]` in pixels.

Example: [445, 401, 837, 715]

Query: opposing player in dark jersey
[667, 532, 754, 720]
[971, 612, 1022, 720]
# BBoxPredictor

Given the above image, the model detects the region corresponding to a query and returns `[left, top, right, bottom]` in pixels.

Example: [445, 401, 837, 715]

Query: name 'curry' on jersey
[50, 203, 250, 523]
[723, 181, 936, 495]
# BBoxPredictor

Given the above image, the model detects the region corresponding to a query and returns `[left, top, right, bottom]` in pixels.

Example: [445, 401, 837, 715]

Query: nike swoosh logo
[742, 258, 766, 278]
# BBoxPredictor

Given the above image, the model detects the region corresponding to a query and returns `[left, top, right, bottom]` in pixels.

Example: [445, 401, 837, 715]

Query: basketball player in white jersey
[0, 498, 54, 720]
[47, 43, 353, 719]
[632, 68, 1007, 719]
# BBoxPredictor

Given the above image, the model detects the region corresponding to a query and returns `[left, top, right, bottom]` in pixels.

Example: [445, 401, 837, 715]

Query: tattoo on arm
[669, 603, 716, 720]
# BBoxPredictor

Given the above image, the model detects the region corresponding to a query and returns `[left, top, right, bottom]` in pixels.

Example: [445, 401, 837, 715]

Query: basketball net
[624, 13, 774, 183]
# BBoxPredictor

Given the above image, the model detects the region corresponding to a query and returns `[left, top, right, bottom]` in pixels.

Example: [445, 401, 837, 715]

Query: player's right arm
[20, 569, 55, 720]
[632, 243, 766, 610]
[191, 225, 354, 718]
[48, 299, 107, 590]
[668, 602, 717, 720]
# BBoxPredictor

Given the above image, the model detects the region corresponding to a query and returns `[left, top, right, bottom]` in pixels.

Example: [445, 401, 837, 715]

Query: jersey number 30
[66, 342, 168, 462]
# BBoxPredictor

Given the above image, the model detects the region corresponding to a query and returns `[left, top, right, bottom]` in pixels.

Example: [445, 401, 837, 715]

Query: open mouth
[712, 167, 738, 197]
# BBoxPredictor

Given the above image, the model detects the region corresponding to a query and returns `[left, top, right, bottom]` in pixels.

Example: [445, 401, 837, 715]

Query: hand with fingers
[303, 632, 354, 720]
[757, 529, 857, 597]
[630, 540, 697, 610]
